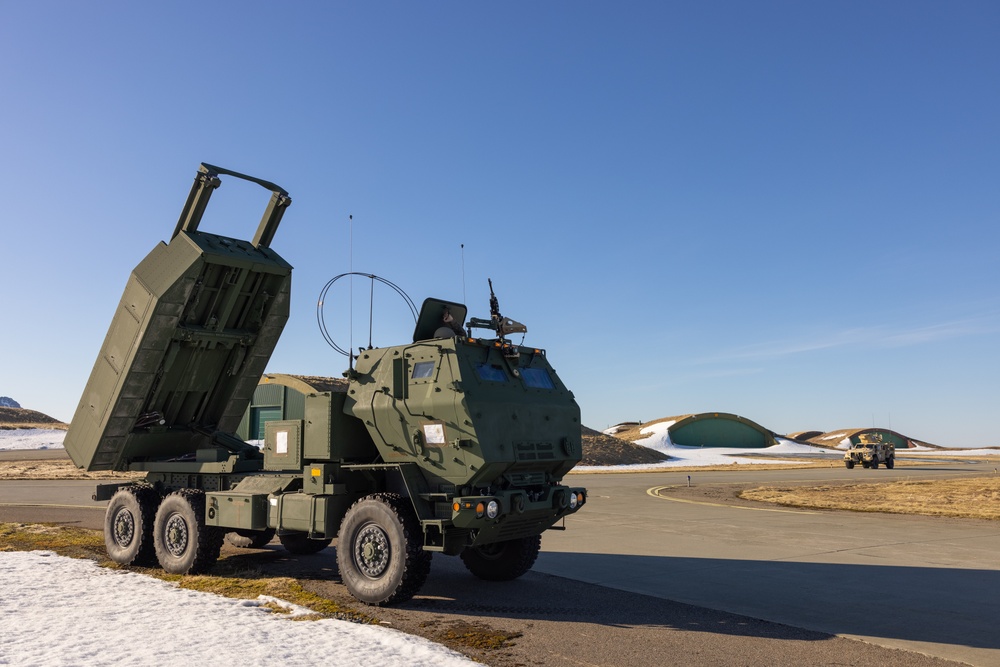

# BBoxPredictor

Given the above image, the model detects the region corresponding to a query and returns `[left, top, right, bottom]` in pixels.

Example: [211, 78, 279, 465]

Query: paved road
[0, 479, 106, 528]
[544, 459, 1000, 666]
[2, 454, 996, 665]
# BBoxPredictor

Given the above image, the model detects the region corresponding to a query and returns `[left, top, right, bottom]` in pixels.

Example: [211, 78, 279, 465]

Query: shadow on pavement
[536, 551, 1000, 650]
[213, 544, 999, 650]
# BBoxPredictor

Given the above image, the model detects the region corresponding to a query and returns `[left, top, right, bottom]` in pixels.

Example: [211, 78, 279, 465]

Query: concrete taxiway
[543, 461, 1000, 666]
[2, 455, 997, 665]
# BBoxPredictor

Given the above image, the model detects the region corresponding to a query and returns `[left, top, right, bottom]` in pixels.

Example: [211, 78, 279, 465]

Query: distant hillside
[0, 407, 68, 430]
[581, 426, 669, 466]
[603, 417, 684, 443]
[0, 396, 21, 408]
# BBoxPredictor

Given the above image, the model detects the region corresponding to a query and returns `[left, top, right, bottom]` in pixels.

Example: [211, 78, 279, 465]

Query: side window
[412, 361, 435, 379]
[521, 367, 555, 389]
[476, 363, 508, 383]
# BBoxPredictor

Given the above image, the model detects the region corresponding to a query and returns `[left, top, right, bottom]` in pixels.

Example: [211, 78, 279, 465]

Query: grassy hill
[580, 426, 668, 466]
[0, 407, 68, 430]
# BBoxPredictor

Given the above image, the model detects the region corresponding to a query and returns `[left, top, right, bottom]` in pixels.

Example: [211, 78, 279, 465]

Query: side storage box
[205, 492, 269, 530]
[269, 493, 353, 538]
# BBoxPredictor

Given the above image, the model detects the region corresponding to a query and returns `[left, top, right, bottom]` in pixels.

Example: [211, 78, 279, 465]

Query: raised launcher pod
[64, 164, 292, 472]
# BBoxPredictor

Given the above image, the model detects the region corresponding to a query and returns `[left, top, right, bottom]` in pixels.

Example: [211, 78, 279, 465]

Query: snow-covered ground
[0, 428, 66, 450]
[0, 550, 475, 667]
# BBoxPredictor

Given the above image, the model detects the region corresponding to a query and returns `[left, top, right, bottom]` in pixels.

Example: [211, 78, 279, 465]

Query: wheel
[278, 532, 333, 554]
[862, 461, 870, 468]
[845, 460, 855, 469]
[226, 528, 276, 549]
[104, 485, 160, 567]
[461, 535, 542, 581]
[870, 459, 879, 469]
[885, 457, 895, 469]
[337, 493, 431, 606]
[153, 490, 224, 574]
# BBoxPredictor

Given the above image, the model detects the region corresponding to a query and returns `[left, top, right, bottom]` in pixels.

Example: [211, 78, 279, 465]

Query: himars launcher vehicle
[64, 163, 586, 605]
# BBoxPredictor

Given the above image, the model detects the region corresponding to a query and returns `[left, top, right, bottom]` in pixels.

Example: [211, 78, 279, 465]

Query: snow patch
[0, 428, 65, 450]
[634, 421, 676, 453]
[577, 435, 823, 470]
[0, 550, 476, 667]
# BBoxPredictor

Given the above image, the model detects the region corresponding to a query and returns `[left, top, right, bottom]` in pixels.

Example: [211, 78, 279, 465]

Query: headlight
[486, 500, 499, 519]
[569, 493, 578, 509]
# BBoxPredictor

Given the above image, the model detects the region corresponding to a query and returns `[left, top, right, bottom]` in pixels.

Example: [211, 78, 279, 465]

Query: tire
[225, 528, 276, 549]
[845, 460, 855, 469]
[337, 493, 431, 606]
[870, 459, 879, 469]
[862, 461, 870, 469]
[153, 490, 224, 574]
[461, 535, 542, 582]
[104, 485, 160, 567]
[885, 457, 895, 469]
[278, 532, 333, 555]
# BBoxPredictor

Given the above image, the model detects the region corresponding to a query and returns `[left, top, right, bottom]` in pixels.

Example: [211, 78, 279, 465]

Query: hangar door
[670, 417, 770, 448]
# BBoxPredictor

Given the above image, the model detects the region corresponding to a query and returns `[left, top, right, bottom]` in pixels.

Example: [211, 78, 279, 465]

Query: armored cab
[347, 297, 583, 554]
[67, 164, 586, 607]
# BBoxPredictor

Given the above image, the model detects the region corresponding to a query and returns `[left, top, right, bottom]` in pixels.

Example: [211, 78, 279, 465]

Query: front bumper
[449, 485, 587, 543]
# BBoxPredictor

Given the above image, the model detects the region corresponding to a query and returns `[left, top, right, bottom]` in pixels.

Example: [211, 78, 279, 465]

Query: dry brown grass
[581, 426, 669, 466]
[0, 522, 109, 560]
[741, 476, 1000, 520]
[570, 460, 849, 474]
[0, 407, 67, 429]
[603, 416, 688, 443]
[420, 619, 523, 651]
[0, 458, 142, 480]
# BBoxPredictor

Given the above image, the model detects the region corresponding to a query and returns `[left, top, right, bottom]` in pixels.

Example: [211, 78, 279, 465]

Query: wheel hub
[475, 542, 505, 560]
[354, 523, 390, 578]
[164, 514, 189, 557]
[112, 508, 135, 548]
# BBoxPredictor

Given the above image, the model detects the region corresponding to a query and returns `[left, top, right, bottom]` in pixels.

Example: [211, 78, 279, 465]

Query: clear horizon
[2, 2, 997, 447]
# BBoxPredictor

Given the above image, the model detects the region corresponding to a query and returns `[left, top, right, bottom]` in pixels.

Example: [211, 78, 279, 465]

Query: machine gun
[467, 279, 527, 343]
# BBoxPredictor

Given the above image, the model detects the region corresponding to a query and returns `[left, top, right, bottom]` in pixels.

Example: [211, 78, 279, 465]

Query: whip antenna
[461, 243, 466, 305]
[349, 214, 354, 370]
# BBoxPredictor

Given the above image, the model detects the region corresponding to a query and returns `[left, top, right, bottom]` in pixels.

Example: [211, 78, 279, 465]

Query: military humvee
[844, 432, 895, 469]
[63, 163, 586, 605]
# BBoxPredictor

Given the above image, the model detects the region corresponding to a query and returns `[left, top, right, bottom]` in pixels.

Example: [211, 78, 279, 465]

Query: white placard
[276, 430, 288, 454]
[423, 423, 446, 445]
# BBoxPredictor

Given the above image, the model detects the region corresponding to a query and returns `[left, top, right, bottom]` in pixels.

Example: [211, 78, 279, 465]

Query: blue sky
[2, 2, 997, 446]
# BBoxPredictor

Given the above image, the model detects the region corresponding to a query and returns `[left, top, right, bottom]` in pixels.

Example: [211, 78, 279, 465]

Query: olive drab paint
[64, 164, 586, 605]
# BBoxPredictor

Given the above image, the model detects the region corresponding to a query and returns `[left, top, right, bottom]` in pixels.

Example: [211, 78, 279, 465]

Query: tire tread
[338, 492, 431, 606]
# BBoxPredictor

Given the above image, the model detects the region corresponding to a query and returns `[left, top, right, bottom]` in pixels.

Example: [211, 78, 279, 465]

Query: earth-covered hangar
[791, 428, 926, 449]
[610, 413, 777, 448]
[664, 413, 777, 448]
